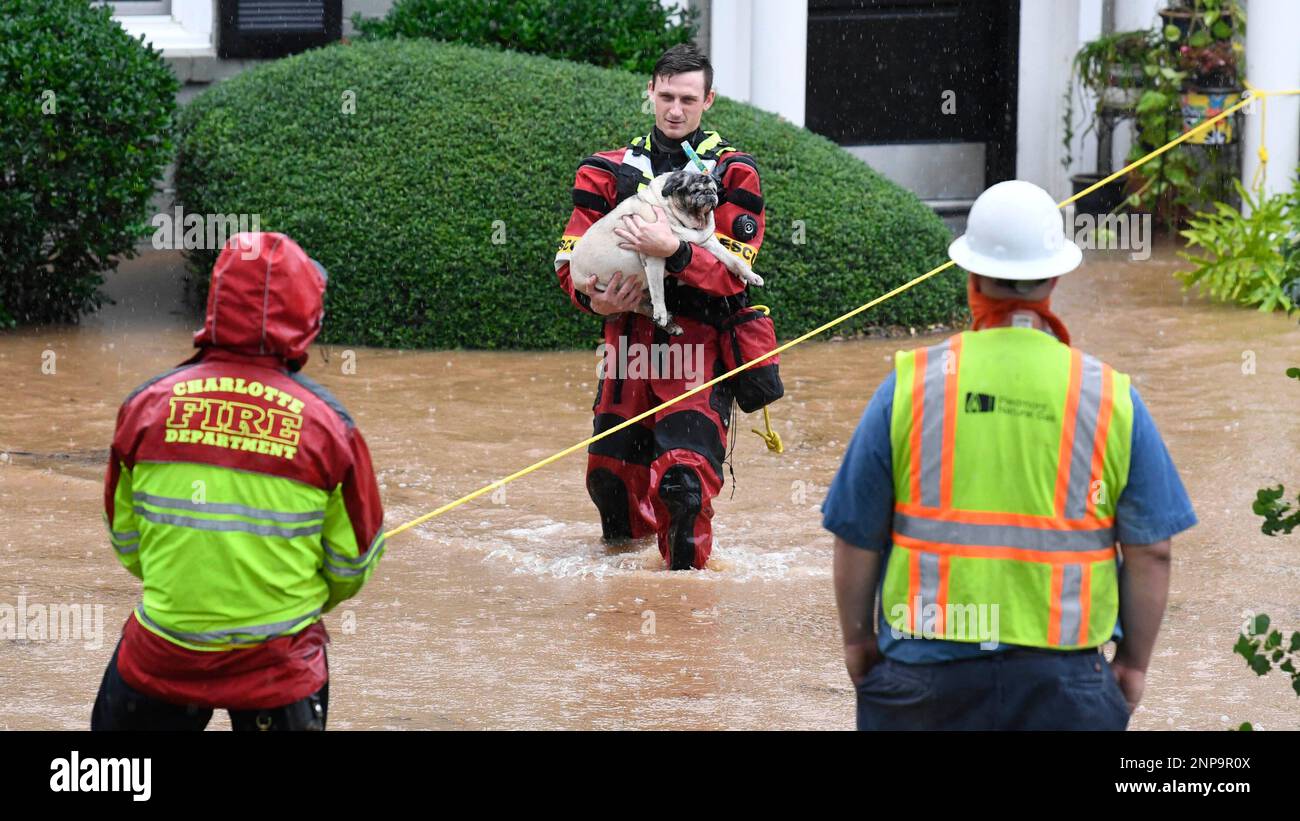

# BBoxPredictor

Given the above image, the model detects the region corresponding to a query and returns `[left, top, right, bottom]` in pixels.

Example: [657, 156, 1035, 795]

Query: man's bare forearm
[1115, 539, 1172, 670]
[833, 537, 880, 645]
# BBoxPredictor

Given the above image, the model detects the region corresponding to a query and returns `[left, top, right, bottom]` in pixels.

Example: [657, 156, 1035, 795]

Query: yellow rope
[752, 405, 784, 454]
[745, 304, 784, 452]
[382, 86, 1300, 541]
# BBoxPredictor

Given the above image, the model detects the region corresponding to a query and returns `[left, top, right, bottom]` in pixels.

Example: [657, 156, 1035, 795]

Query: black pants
[91, 643, 329, 731]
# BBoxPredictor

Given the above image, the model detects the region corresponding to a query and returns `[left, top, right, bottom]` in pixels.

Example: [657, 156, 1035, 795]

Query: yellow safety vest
[882, 327, 1133, 649]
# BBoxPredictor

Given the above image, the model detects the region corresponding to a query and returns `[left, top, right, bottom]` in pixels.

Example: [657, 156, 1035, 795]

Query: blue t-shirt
[821, 367, 1198, 663]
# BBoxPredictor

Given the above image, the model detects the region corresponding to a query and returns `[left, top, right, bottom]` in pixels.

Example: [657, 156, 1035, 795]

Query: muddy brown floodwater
[2, 242, 1298, 730]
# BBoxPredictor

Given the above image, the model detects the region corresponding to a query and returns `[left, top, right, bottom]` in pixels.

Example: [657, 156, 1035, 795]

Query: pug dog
[569, 168, 763, 335]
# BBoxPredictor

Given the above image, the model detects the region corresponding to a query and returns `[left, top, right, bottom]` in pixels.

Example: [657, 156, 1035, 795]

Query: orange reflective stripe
[892, 532, 1116, 565]
[894, 502, 1114, 532]
[1047, 565, 1064, 646]
[1053, 349, 1084, 517]
[940, 334, 962, 509]
[1086, 364, 1115, 519]
[909, 348, 927, 505]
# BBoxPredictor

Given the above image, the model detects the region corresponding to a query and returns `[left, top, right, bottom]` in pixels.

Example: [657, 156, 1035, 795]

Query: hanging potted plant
[1159, 0, 1241, 50]
[1063, 30, 1155, 214]
[1178, 39, 1242, 145]
[1123, 0, 1246, 227]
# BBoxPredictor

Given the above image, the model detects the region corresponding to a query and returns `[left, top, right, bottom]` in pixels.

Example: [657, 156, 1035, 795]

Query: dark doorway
[805, 0, 1020, 189]
[219, 0, 343, 59]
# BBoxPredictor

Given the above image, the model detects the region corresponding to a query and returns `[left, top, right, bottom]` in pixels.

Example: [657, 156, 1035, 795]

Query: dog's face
[660, 169, 721, 224]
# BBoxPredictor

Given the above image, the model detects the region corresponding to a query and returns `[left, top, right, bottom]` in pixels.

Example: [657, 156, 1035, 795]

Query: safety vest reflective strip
[622, 130, 737, 191]
[119, 461, 340, 650]
[134, 604, 321, 648]
[885, 328, 1131, 648]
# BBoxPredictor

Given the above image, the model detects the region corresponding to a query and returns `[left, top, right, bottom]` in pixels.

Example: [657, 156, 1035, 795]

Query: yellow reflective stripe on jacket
[621, 130, 738, 193]
[126, 461, 335, 651]
[134, 604, 321, 649]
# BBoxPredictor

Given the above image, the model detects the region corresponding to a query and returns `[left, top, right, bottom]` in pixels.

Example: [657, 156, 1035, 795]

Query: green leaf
[1189, 30, 1211, 48]
[1237, 721, 1253, 731]
[1233, 634, 1256, 660]
[1136, 91, 1168, 113]
[1285, 368, 1300, 380]
[1249, 655, 1271, 675]
[1290, 631, 1300, 652]
[1212, 20, 1232, 39]
[1164, 24, 1182, 42]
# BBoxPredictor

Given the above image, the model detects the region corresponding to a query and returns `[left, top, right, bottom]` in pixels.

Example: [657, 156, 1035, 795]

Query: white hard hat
[948, 180, 1081, 280]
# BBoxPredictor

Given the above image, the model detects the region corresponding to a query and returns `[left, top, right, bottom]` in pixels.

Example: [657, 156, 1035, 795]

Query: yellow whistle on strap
[743, 305, 783, 453]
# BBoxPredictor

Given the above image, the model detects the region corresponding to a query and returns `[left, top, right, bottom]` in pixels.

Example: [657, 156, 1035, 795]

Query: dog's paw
[743, 271, 764, 286]
[666, 320, 684, 336]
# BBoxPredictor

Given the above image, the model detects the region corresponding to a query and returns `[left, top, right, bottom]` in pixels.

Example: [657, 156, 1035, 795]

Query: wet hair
[652, 43, 713, 97]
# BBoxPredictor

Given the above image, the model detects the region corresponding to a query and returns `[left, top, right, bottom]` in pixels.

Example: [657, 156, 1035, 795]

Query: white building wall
[1242, 0, 1300, 205]
[1015, 0, 1083, 199]
[710, 0, 753, 102]
[709, 0, 806, 126]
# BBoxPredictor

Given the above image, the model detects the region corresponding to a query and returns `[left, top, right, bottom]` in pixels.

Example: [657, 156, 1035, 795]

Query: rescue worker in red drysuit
[92, 232, 385, 731]
[553, 44, 767, 570]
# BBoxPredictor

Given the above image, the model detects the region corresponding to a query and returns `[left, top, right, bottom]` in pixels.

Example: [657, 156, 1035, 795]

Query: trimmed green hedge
[352, 0, 697, 74]
[175, 39, 962, 349]
[0, 0, 177, 325]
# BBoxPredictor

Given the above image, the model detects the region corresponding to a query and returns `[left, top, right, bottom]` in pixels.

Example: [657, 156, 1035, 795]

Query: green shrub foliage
[351, 0, 698, 74]
[175, 40, 962, 349]
[0, 0, 177, 324]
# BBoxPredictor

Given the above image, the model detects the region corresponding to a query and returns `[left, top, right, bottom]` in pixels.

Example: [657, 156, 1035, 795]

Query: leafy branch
[1233, 614, 1300, 697]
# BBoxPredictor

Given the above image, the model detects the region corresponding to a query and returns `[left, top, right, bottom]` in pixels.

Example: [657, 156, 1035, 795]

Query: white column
[709, 0, 752, 102]
[1073, 0, 1104, 176]
[748, 0, 807, 126]
[1016, 0, 1081, 197]
[1242, 0, 1300, 205]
